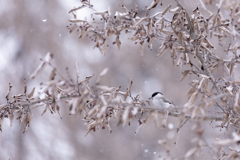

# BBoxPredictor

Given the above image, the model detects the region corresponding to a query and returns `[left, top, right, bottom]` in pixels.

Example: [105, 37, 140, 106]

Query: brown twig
[175, 0, 222, 94]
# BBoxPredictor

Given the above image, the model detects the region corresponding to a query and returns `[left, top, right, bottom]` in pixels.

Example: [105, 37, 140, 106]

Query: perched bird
[151, 92, 176, 127]
[151, 92, 174, 109]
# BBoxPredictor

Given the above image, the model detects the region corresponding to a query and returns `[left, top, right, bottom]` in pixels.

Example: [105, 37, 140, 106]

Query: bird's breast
[153, 99, 170, 108]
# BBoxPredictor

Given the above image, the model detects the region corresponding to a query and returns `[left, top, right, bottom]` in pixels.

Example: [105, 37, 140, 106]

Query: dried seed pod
[162, 5, 171, 15]
[180, 70, 190, 82]
[69, 19, 87, 23]
[184, 91, 198, 107]
[157, 45, 167, 57]
[116, 35, 121, 50]
[134, 17, 148, 27]
[96, 68, 109, 84]
[147, 0, 161, 10]
[69, 5, 86, 13]
[23, 112, 33, 133]
[169, 6, 180, 13]
[9, 113, 14, 127]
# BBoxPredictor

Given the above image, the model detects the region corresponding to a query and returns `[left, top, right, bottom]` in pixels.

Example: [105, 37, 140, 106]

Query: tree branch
[5, 93, 230, 124]
[175, 0, 222, 94]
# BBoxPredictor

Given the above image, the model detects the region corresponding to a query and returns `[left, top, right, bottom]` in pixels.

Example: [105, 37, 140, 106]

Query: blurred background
[0, 0, 237, 159]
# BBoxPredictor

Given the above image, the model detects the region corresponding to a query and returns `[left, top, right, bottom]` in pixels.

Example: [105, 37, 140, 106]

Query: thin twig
[176, 0, 222, 94]
[177, 119, 189, 132]
[188, 83, 226, 113]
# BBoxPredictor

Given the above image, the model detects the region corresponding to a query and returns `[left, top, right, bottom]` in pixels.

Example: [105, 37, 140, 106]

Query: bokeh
[0, 0, 236, 159]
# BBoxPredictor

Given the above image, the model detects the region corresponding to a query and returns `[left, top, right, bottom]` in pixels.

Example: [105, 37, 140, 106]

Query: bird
[151, 92, 176, 127]
[151, 92, 174, 109]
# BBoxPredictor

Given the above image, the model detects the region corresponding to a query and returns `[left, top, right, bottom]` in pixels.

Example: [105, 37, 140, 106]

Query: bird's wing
[160, 97, 172, 104]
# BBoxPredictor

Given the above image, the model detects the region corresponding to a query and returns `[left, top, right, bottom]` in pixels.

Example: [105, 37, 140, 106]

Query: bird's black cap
[151, 92, 163, 98]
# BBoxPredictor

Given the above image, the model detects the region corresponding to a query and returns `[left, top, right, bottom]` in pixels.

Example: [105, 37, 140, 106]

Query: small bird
[151, 92, 174, 109]
[151, 92, 175, 127]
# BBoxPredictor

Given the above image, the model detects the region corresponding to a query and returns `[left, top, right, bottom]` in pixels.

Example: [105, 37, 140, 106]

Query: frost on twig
[2, 0, 240, 158]
[75, 0, 240, 119]
[2, 52, 238, 135]
[65, 1, 240, 157]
